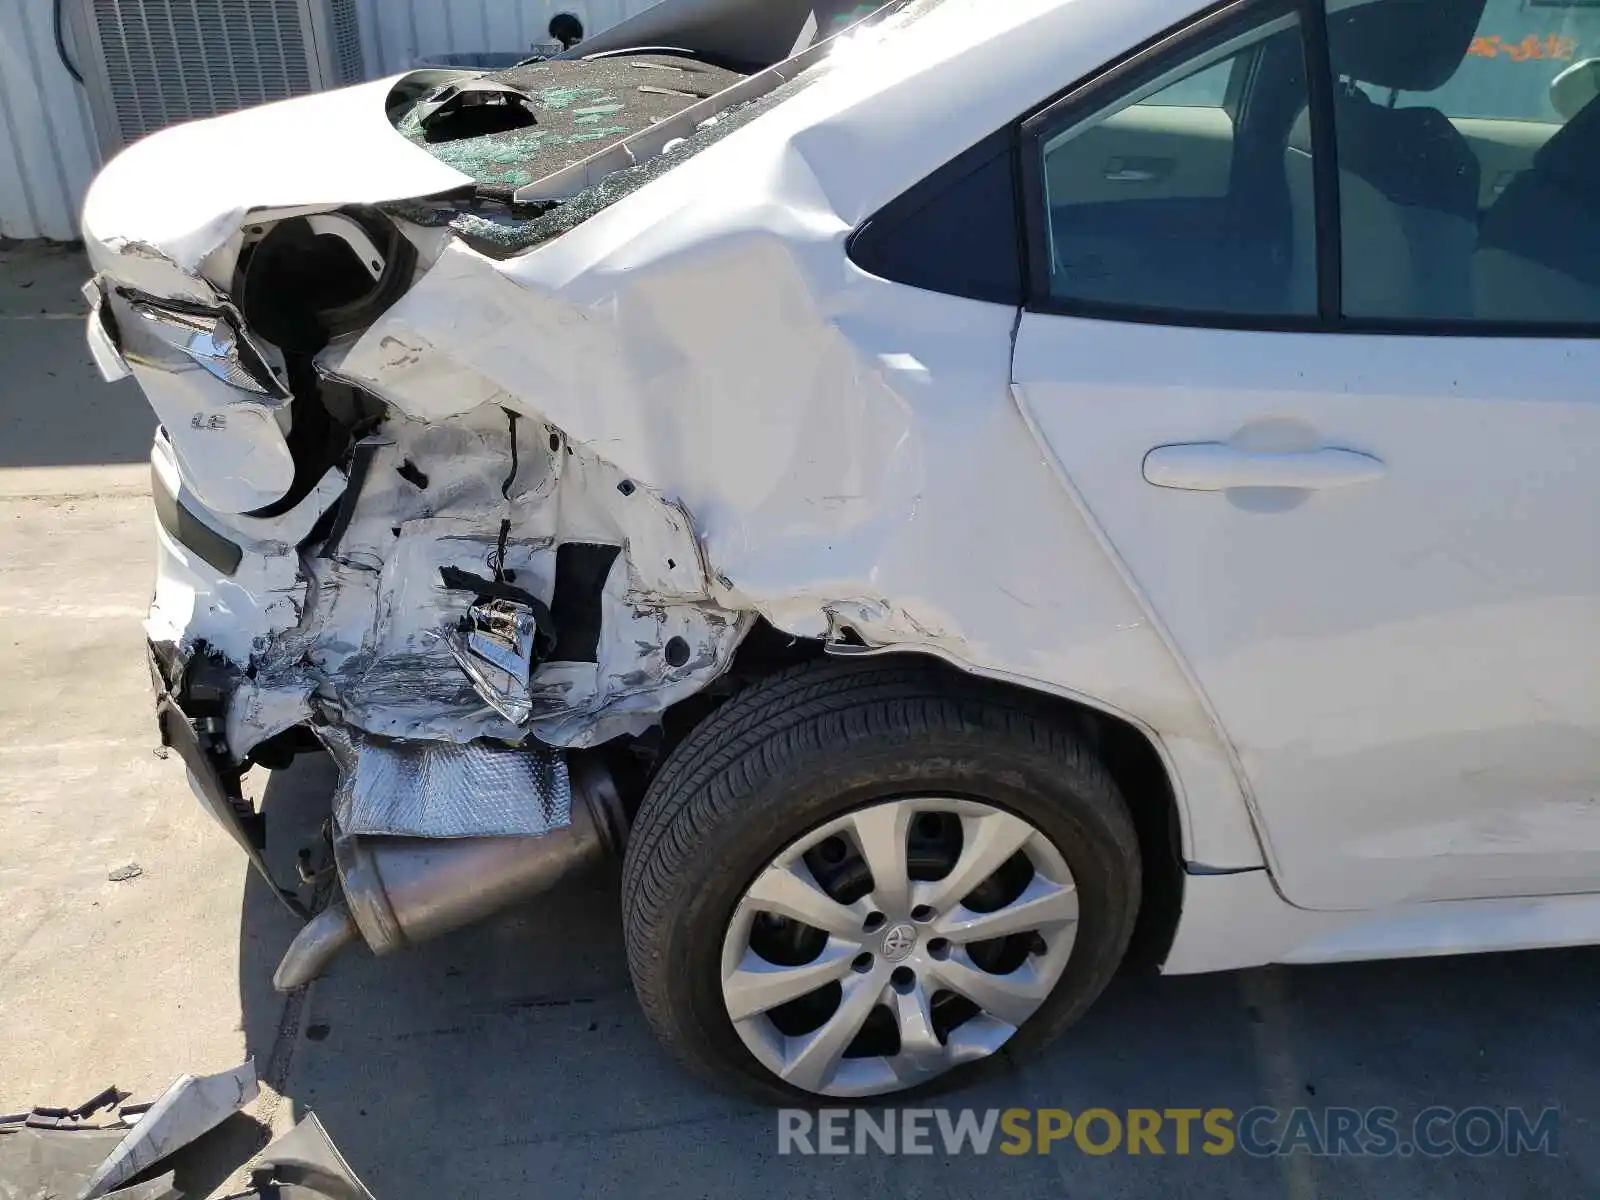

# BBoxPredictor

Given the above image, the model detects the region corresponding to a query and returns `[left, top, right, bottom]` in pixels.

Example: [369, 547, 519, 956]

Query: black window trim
[846, 125, 1028, 307]
[1012, 0, 1600, 339]
[1302, 0, 1343, 322]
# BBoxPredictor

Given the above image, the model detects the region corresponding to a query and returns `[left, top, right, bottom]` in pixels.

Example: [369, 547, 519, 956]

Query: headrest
[1327, 0, 1488, 93]
[1530, 85, 1600, 190]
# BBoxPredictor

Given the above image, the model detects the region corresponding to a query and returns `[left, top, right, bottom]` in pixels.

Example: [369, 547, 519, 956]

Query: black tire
[621, 657, 1142, 1104]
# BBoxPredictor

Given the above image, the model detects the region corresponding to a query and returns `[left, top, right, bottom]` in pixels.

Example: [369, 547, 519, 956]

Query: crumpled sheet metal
[317, 724, 572, 839]
[225, 672, 317, 761]
[337, 181, 1166, 664]
[232, 401, 744, 751]
[80, 76, 470, 281]
[333, 0, 1187, 636]
[109, 0, 1261, 867]
[328, 0, 1266, 871]
[147, 432, 347, 674]
[445, 598, 544, 724]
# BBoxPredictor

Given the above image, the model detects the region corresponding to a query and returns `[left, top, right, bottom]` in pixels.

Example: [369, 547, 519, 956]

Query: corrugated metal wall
[0, 0, 658, 242]
[0, 1, 102, 241]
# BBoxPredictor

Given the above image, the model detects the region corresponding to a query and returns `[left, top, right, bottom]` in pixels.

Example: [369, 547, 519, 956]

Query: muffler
[273, 756, 627, 991]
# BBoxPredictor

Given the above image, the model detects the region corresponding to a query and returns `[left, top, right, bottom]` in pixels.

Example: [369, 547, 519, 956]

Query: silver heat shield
[316, 725, 572, 838]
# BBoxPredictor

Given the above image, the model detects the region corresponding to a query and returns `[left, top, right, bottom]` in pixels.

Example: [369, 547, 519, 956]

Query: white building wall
[357, 0, 657, 74]
[0, 0, 659, 242]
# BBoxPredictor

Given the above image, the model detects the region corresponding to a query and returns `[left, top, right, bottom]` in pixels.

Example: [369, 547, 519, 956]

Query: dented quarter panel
[346, 251, 1257, 864]
[87, 0, 1266, 870]
[326, 0, 1264, 867]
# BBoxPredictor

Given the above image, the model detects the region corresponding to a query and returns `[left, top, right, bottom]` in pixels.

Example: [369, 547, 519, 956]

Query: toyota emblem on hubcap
[881, 922, 917, 962]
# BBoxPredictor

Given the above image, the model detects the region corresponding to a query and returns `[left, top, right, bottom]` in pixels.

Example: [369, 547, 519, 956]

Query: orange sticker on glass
[1468, 34, 1579, 61]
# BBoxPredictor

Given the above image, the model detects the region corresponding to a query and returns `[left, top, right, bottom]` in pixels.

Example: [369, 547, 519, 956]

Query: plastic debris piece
[78, 1061, 258, 1199]
[252, 1113, 376, 1199]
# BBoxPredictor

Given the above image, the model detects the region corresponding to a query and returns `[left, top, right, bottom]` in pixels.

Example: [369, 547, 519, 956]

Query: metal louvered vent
[326, 0, 365, 85]
[68, 0, 366, 153]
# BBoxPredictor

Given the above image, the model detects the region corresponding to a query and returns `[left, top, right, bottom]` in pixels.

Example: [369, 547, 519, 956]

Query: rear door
[1011, 0, 1600, 911]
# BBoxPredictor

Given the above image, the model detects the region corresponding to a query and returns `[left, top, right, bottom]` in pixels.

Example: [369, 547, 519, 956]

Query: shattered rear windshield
[394, 54, 749, 194]
[386, 0, 958, 257]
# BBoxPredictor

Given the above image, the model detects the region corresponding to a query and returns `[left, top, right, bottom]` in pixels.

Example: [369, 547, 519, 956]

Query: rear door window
[1328, 0, 1600, 323]
[1028, 8, 1315, 320]
[1424, 0, 1600, 121]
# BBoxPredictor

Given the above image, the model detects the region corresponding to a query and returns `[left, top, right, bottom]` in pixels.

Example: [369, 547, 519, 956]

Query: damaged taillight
[100, 289, 300, 514]
[121, 298, 286, 397]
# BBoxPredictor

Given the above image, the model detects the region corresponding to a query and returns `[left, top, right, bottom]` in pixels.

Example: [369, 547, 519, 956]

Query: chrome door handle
[1102, 155, 1170, 183]
[1143, 443, 1386, 491]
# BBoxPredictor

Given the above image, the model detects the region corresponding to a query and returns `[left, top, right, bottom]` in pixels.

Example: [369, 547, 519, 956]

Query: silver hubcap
[719, 798, 1079, 1098]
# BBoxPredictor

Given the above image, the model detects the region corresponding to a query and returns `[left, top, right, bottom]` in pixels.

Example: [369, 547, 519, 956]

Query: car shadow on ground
[235, 753, 1600, 1199]
[0, 243, 153, 470]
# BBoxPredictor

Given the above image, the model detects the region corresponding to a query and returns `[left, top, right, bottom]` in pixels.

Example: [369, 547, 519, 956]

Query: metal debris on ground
[0, 1061, 374, 1198]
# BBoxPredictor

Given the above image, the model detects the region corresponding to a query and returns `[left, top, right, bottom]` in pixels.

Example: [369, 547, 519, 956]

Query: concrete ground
[1, 240, 1595, 1198]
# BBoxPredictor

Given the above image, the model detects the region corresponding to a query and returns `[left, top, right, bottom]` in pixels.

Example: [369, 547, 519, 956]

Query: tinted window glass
[1398, 0, 1600, 120]
[1144, 58, 1234, 106]
[1035, 13, 1314, 318]
[1328, 0, 1600, 323]
[848, 130, 1022, 305]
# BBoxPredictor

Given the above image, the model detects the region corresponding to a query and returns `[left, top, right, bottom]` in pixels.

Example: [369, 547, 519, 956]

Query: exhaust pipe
[274, 757, 627, 991]
[272, 902, 361, 992]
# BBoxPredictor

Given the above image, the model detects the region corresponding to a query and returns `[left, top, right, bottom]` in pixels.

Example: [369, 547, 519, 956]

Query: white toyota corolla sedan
[78, 0, 1600, 1101]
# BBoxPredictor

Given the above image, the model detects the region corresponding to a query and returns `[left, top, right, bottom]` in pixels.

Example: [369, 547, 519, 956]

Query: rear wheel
[621, 659, 1142, 1102]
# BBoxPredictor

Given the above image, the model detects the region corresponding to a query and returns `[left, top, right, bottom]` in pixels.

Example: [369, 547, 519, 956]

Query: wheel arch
[659, 621, 1187, 970]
